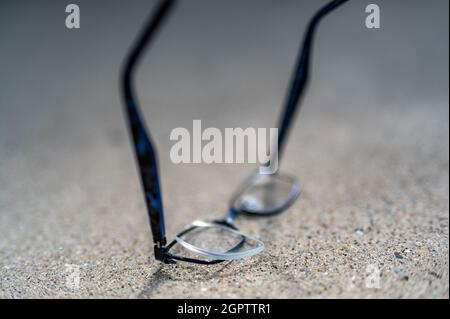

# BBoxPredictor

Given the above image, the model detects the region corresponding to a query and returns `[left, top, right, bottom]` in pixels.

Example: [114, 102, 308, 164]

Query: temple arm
[277, 0, 349, 155]
[121, 0, 176, 259]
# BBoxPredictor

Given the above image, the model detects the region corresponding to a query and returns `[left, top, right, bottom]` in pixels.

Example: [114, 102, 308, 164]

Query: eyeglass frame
[120, 0, 349, 264]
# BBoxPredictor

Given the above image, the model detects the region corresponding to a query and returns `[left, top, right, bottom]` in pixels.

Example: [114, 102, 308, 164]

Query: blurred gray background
[0, 0, 448, 298]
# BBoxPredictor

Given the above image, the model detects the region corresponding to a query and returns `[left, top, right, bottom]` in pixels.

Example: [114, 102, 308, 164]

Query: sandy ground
[0, 0, 448, 298]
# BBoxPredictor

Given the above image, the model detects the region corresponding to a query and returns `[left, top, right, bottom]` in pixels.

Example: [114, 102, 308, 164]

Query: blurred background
[0, 0, 448, 298]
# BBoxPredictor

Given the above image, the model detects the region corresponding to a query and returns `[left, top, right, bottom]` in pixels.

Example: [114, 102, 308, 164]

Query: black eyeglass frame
[120, 0, 349, 264]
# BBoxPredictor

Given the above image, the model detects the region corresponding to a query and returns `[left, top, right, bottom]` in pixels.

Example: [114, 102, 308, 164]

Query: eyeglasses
[121, 0, 348, 264]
